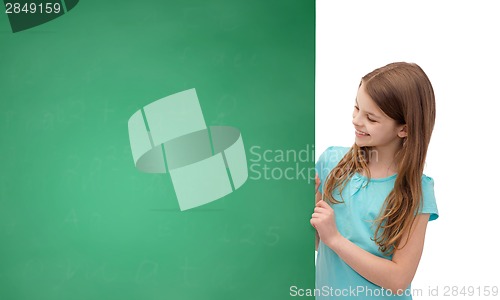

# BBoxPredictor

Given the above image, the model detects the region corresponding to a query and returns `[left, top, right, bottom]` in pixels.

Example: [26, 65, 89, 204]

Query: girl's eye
[354, 105, 376, 122]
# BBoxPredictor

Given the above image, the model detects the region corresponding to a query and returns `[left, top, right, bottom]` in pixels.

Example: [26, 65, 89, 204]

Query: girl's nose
[352, 114, 362, 127]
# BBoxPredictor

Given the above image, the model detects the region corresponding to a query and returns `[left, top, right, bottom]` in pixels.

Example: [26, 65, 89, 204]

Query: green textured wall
[0, 0, 315, 299]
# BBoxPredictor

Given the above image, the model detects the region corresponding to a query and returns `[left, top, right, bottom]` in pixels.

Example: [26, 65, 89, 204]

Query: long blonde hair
[323, 62, 436, 255]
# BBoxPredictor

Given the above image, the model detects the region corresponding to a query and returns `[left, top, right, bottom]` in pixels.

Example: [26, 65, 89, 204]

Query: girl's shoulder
[316, 146, 350, 194]
[421, 173, 436, 195]
[316, 146, 350, 183]
[421, 173, 434, 184]
[318, 145, 350, 163]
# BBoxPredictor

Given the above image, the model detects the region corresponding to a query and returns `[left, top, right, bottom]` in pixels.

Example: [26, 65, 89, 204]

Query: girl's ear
[398, 124, 408, 139]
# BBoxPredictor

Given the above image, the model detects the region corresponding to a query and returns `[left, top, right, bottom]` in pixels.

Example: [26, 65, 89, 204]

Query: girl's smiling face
[352, 83, 407, 148]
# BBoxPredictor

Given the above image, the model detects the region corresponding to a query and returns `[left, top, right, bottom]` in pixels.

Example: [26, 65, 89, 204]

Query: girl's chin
[354, 140, 370, 147]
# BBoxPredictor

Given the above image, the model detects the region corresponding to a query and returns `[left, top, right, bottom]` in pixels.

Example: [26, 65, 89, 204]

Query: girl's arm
[326, 213, 430, 294]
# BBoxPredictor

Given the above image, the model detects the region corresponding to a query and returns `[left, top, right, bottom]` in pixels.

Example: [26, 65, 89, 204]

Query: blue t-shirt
[315, 146, 439, 299]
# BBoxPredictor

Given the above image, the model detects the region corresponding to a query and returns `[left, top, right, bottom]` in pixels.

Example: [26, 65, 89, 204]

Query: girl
[311, 62, 438, 299]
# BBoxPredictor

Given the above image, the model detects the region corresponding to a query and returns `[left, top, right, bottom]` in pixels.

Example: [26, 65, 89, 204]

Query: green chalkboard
[0, 0, 315, 299]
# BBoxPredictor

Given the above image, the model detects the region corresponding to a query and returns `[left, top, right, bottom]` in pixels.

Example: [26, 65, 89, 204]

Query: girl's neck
[367, 145, 400, 176]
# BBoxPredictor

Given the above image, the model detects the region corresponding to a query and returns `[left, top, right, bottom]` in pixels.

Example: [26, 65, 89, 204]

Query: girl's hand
[310, 200, 341, 247]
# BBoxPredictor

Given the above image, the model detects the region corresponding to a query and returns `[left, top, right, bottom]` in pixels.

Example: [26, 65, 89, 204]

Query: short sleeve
[420, 175, 439, 221]
[315, 146, 349, 195]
